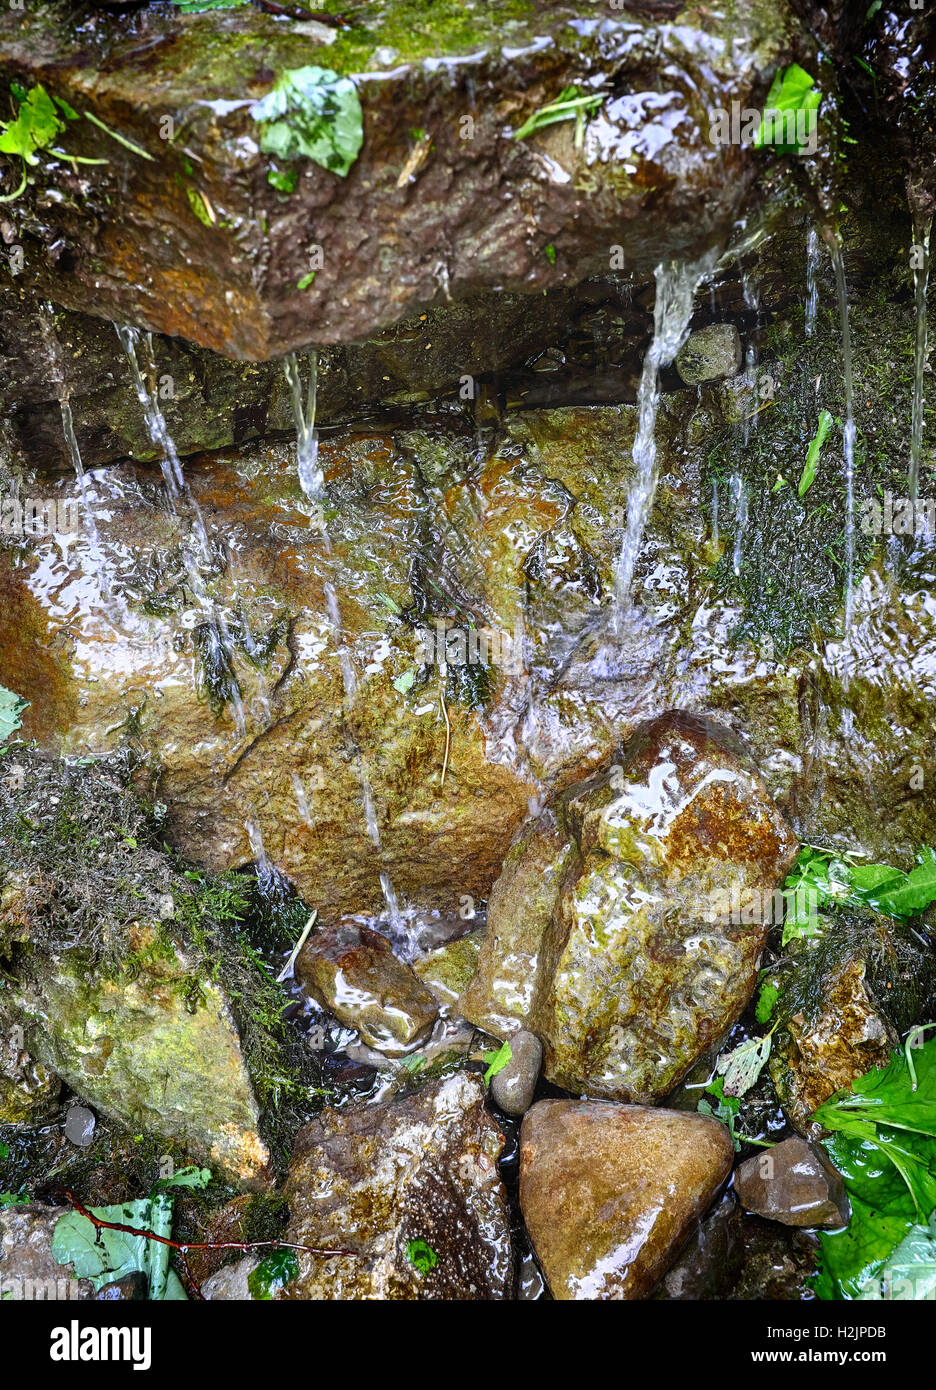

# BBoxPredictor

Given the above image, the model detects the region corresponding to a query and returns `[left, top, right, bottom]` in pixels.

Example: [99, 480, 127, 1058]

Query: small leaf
[798, 408, 833, 496]
[393, 669, 416, 694]
[481, 1040, 512, 1084]
[405, 1238, 438, 1276]
[716, 1031, 773, 1098]
[250, 67, 363, 179]
[755, 979, 779, 1024]
[0, 685, 27, 743]
[248, 1247, 299, 1300]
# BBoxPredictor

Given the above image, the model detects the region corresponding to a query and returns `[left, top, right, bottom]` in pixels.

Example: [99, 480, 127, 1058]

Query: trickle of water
[39, 307, 115, 604]
[730, 472, 747, 577]
[283, 351, 323, 500]
[117, 323, 247, 735]
[805, 226, 820, 338]
[712, 478, 719, 549]
[613, 253, 716, 626]
[910, 214, 932, 504]
[827, 233, 857, 639]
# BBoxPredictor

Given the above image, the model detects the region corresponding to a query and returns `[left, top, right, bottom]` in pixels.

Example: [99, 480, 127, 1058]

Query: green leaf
[784, 843, 936, 922]
[481, 1040, 512, 1084]
[0, 685, 27, 743]
[250, 67, 363, 179]
[0, 1191, 30, 1208]
[267, 166, 298, 194]
[514, 85, 604, 141]
[393, 669, 416, 695]
[0, 84, 63, 164]
[856, 1213, 936, 1300]
[754, 64, 821, 154]
[297, 270, 316, 290]
[158, 1165, 212, 1190]
[247, 1248, 299, 1300]
[405, 1238, 438, 1276]
[52, 1194, 181, 1300]
[697, 1075, 742, 1151]
[716, 1031, 773, 1097]
[755, 979, 779, 1024]
[798, 408, 833, 496]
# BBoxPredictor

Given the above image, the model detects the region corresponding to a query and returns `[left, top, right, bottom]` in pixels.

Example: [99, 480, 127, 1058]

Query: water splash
[117, 324, 247, 735]
[730, 471, 747, 577]
[827, 233, 857, 639]
[910, 214, 932, 504]
[283, 351, 323, 500]
[613, 254, 715, 628]
[805, 226, 820, 338]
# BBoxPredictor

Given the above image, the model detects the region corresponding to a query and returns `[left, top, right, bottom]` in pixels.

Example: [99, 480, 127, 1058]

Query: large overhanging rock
[0, 0, 798, 358]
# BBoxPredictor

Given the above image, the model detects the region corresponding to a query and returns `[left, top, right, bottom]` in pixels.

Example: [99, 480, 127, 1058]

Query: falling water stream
[805, 226, 821, 338]
[827, 234, 857, 642]
[613, 254, 715, 630]
[282, 351, 407, 941]
[910, 215, 932, 504]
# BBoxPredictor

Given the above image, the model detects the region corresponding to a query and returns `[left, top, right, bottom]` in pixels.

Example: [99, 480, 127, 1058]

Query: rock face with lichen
[460, 711, 798, 1100]
[279, 1071, 513, 1299]
[0, 0, 796, 358]
[519, 1101, 734, 1300]
[767, 910, 936, 1138]
[11, 936, 269, 1185]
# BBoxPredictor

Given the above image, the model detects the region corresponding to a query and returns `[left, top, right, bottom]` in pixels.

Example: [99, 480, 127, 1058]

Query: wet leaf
[797, 408, 833, 496]
[250, 67, 363, 179]
[716, 1031, 773, 1097]
[52, 1194, 178, 1300]
[754, 63, 821, 154]
[856, 1213, 936, 1300]
[755, 979, 779, 1024]
[514, 85, 604, 141]
[0, 685, 27, 743]
[405, 1238, 438, 1276]
[248, 1248, 299, 1300]
[481, 1040, 512, 1084]
[0, 84, 63, 164]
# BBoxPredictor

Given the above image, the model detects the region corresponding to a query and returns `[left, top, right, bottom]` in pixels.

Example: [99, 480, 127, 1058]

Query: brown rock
[519, 1100, 733, 1300]
[281, 1071, 512, 1299]
[733, 1136, 849, 1228]
[0, 1206, 94, 1300]
[296, 922, 438, 1056]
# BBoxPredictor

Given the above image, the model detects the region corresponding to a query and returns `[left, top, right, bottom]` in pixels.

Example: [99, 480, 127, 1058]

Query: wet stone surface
[733, 1136, 850, 1229]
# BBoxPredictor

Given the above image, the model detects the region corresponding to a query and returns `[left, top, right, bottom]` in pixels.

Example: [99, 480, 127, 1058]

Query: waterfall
[805, 226, 820, 338]
[117, 324, 247, 735]
[283, 351, 323, 500]
[827, 234, 857, 640]
[910, 215, 932, 504]
[613, 254, 715, 629]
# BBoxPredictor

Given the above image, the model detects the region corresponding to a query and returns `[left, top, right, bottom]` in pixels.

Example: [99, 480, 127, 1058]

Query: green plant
[250, 66, 363, 179]
[405, 1238, 438, 1276]
[0, 84, 64, 201]
[813, 1032, 936, 1299]
[481, 1040, 512, 1084]
[514, 85, 604, 147]
[754, 64, 821, 154]
[798, 408, 834, 496]
[0, 685, 26, 743]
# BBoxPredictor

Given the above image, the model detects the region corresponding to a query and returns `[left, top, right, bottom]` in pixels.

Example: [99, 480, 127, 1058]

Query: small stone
[490, 1030, 542, 1116]
[296, 922, 438, 1056]
[64, 1104, 96, 1148]
[519, 1100, 734, 1299]
[675, 322, 742, 385]
[733, 1135, 850, 1228]
[94, 1271, 149, 1300]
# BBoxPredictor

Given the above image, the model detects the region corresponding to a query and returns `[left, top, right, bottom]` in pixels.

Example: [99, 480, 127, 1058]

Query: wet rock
[201, 1255, 260, 1302]
[768, 911, 934, 1137]
[519, 1101, 734, 1300]
[490, 1030, 542, 1117]
[0, 1, 795, 356]
[733, 1136, 849, 1228]
[281, 1071, 512, 1299]
[0, 1028, 59, 1124]
[0, 1205, 94, 1300]
[94, 1272, 148, 1301]
[63, 1105, 96, 1148]
[729, 1217, 819, 1300]
[10, 928, 269, 1184]
[412, 929, 485, 1009]
[461, 712, 798, 1100]
[295, 922, 438, 1056]
[675, 323, 742, 385]
[651, 1191, 745, 1300]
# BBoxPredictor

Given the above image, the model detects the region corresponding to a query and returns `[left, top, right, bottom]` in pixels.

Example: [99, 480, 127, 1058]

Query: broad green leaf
[51, 1193, 181, 1300]
[0, 84, 63, 164]
[754, 64, 821, 154]
[0, 684, 27, 743]
[798, 408, 833, 496]
[250, 67, 363, 179]
[856, 1214, 936, 1300]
